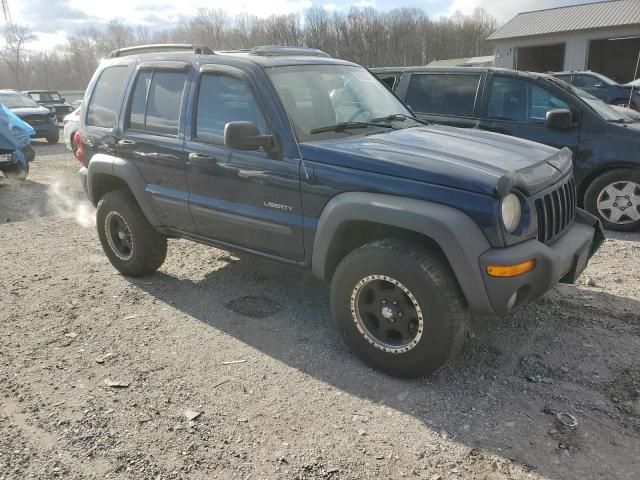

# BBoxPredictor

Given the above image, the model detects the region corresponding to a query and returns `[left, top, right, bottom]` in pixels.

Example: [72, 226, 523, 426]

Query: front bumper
[478, 209, 603, 315]
[30, 121, 58, 138]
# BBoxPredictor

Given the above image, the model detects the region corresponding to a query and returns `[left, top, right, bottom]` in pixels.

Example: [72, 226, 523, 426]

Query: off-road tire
[3, 163, 29, 180]
[96, 190, 167, 276]
[330, 239, 469, 378]
[584, 168, 640, 231]
[46, 134, 60, 144]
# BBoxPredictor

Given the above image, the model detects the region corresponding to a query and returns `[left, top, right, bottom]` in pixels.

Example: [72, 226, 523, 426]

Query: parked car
[551, 71, 639, 110]
[0, 90, 59, 144]
[77, 44, 602, 378]
[63, 107, 80, 153]
[371, 66, 640, 231]
[23, 90, 75, 122]
[0, 104, 35, 180]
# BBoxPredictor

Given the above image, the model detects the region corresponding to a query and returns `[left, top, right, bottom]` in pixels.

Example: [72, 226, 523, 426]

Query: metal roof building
[489, 0, 640, 83]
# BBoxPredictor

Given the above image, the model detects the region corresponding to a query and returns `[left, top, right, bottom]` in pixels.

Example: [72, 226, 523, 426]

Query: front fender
[86, 153, 161, 226]
[311, 192, 494, 314]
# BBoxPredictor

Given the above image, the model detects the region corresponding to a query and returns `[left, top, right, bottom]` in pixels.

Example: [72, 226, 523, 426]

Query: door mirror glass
[546, 108, 573, 130]
[224, 121, 275, 152]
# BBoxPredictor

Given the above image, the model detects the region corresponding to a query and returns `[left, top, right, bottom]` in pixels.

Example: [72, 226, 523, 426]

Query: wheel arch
[87, 153, 161, 226]
[311, 192, 494, 314]
[579, 163, 640, 205]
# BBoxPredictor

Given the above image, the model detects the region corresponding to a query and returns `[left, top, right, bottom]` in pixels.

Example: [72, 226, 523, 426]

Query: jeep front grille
[535, 177, 576, 244]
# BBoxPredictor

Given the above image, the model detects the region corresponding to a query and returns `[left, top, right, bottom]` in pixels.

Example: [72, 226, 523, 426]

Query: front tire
[3, 163, 29, 180]
[96, 190, 167, 276]
[584, 169, 640, 231]
[330, 239, 468, 378]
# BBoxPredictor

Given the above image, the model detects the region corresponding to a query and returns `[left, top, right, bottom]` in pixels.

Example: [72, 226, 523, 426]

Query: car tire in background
[584, 168, 640, 231]
[330, 239, 469, 378]
[46, 134, 60, 144]
[3, 163, 30, 181]
[96, 189, 167, 276]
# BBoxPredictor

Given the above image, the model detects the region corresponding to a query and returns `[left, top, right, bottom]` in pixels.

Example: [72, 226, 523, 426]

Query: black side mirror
[546, 108, 573, 130]
[224, 121, 277, 154]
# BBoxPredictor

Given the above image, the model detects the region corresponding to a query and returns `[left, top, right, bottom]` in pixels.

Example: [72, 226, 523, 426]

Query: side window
[87, 66, 129, 128]
[195, 73, 267, 143]
[127, 69, 187, 136]
[488, 76, 568, 124]
[573, 75, 600, 88]
[405, 73, 481, 116]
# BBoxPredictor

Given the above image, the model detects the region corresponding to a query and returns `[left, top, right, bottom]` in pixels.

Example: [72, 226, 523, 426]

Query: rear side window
[87, 66, 129, 128]
[127, 70, 187, 136]
[195, 73, 267, 143]
[405, 73, 481, 116]
[573, 74, 601, 88]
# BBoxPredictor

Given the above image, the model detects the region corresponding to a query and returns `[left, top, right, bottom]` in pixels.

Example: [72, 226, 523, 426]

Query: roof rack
[109, 44, 214, 58]
[249, 45, 331, 58]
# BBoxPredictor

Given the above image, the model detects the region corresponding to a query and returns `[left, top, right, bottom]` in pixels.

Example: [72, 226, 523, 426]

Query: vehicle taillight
[74, 131, 85, 165]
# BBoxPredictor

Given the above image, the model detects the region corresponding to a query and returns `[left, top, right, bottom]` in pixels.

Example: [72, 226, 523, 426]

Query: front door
[478, 74, 580, 153]
[184, 65, 304, 261]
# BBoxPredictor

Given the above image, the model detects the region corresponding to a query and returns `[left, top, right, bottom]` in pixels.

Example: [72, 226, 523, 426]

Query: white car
[63, 107, 80, 153]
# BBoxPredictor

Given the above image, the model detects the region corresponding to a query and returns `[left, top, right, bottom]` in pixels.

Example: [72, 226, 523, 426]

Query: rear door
[477, 74, 580, 152]
[117, 61, 196, 232]
[395, 71, 484, 129]
[184, 64, 304, 261]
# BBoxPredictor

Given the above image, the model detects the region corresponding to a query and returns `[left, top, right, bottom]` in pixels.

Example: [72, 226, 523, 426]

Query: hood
[299, 125, 571, 196]
[11, 106, 52, 117]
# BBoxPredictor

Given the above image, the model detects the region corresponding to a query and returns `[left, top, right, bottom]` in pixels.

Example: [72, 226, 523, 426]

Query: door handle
[118, 139, 137, 147]
[189, 153, 216, 161]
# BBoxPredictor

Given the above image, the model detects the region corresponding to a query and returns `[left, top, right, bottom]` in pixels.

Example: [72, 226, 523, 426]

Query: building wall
[493, 25, 640, 71]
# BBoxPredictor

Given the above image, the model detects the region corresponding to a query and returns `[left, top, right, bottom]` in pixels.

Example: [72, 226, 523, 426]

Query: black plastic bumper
[478, 209, 603, 315]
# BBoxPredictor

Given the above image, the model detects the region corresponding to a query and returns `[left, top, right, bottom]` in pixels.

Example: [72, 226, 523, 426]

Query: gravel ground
[1, 139, 639, 480]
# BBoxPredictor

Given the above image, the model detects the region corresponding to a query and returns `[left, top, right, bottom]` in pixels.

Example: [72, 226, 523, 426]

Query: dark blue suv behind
[552, 71, 639, 110]
[77, 45, 602, 378]
[373, 66, 640, 231]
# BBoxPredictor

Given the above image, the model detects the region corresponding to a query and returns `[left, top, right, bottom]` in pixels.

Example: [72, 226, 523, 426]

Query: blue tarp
[0, 104, 34, 151]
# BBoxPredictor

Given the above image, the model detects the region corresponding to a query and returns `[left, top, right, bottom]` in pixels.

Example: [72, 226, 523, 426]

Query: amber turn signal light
[486, 259, 536, 277]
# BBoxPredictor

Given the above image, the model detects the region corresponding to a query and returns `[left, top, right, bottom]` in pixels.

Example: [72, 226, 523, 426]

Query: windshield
[267, 64, 412, 141]
[0, 92, 40, 109]
[29, 92, 62, 102]
[550, 77, 632, 122]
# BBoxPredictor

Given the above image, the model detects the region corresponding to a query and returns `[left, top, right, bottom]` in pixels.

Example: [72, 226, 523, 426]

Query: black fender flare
[86, 153, 161, 226]
[311, 192, 494, 314]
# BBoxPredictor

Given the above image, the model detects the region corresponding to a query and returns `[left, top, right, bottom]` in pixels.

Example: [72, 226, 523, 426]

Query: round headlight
[501, 193, 522, 233]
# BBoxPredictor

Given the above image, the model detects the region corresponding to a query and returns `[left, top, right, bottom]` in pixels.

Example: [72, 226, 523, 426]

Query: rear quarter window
[86, 66, 130, 129]
[405, 73, 481, 117]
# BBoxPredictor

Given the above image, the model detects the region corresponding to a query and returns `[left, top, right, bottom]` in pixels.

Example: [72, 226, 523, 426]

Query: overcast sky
[11, 0, 604, 50]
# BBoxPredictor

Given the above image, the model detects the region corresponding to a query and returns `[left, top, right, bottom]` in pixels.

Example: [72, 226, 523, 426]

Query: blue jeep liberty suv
[77, 45, 603, 377]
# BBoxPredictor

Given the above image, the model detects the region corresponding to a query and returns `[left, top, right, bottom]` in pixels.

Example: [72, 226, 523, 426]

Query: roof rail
[249, 45, 331, 58]
[109, 44, 214, 58]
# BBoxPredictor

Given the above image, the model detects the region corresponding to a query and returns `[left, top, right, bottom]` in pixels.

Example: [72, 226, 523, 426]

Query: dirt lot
[1, 140, 639, 480]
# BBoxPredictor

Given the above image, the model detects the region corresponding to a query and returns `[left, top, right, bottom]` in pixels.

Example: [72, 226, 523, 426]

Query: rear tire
[330, 239, 468, 378]
[46, 134, 59, 144]
[96, 190, 167, 276]
[584, 169, 640, 231]
[3, 163, 29, 180]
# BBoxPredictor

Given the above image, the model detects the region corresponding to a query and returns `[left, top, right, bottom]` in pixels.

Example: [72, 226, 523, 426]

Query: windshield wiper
[309, 122, 395, 135]
[371, 113, 430, 126]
